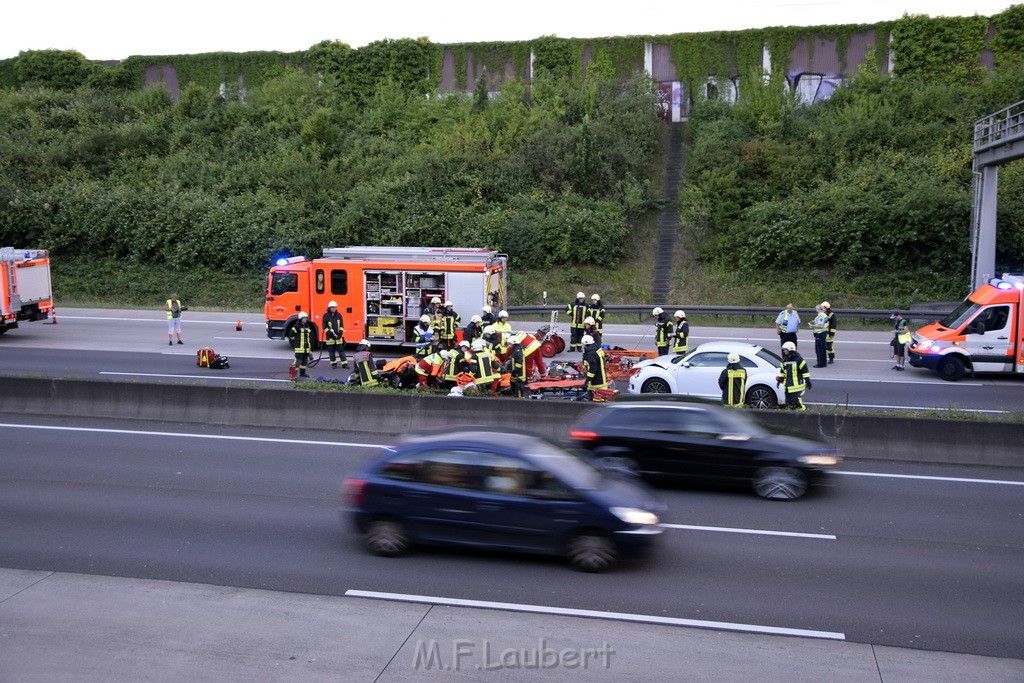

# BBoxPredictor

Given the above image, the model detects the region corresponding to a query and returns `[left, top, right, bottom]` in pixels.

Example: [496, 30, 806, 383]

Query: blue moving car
[343, 428, 666, 572]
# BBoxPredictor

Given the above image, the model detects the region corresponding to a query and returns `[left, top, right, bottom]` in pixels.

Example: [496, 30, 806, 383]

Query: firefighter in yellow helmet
[718, 351, 747, 407]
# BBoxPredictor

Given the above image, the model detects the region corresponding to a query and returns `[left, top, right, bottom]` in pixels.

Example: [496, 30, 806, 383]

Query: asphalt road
[2, 414, 1022, 659]
[2, 307, 1023, 414]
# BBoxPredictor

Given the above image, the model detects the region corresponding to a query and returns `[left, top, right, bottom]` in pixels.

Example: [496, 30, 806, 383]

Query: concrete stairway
[652, 122, 684, 304]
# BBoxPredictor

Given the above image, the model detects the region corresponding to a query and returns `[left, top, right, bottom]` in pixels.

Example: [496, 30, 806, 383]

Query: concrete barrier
[1, 376, 1021, 467]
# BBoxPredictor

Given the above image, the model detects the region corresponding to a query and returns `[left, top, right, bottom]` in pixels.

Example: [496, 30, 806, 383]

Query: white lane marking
[100, 371, 291, 382]
[608, 334, 891, 346]
[809, 377, 983, 386]
[344, 590, 846, 640]
[161, 352, 293, 360]
[213, 336, 276, 342]
[835, 471, 1024, 486]
[0, 423, 384, 448]
[59, 316, 251, 325]
[660, 524, 835, 540]
[805, 402, 1008, 414]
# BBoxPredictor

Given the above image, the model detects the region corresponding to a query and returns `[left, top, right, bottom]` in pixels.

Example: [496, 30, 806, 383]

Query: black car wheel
[746, 385, 778, 409]
[937, 356, 966, 382]
[363, 518, 411, 556]
[752, 466, 808, 500]
[566, 533, 617, 572]
[640, 377, 671, 394]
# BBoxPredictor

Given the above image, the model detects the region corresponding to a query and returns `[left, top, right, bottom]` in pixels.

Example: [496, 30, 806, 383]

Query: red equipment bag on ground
[197, 347, 215, 367]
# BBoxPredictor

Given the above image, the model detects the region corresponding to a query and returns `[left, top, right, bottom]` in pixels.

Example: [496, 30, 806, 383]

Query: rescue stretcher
[525, 361, 617, 401]
[602, 348, 658, 380]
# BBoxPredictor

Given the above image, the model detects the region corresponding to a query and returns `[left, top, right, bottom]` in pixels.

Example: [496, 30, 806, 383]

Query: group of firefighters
[285, 294, 822, 408]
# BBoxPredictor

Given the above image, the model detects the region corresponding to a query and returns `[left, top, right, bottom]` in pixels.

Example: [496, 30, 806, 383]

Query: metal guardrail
[507, 304, 953, 322]
[974, 98, 1024, 155]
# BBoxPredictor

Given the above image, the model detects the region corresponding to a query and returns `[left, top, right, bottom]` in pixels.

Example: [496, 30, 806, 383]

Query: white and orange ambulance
[264, 246, 507, 347]
[909, 274, 1024, 381]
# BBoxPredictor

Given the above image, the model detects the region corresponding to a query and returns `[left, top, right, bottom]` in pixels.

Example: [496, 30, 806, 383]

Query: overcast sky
[1, 1, 1017, 61]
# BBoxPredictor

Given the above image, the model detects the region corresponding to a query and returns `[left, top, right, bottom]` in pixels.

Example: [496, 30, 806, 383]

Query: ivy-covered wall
[4, 5, 1023, 98]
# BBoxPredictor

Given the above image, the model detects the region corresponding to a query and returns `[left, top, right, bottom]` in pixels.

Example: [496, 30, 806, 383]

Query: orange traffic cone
[46, 307, 58, 324]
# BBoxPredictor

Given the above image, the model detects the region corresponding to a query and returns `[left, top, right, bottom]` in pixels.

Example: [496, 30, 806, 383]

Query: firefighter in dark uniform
[653, 307, 672, 356]
[289, 312, 313, 377]
[481, 305, 497, 326]
[440, 300, 461, 349]
[583, 316, 602, 347]
[582, 334, 608, 400]
[671, 310, 689, 355]
[718, 352, 747, 407]
[323, 300, 348, 369]
[471, 339, 501, 393]
[567, 292, 588, 352]
[587, 294, 606, 336]
[352, 339, 380, 386]
[777, 341, 811, 410]
[506, 333, 529, 398]
[412, 315, 433, 358]
[463, 314, 483, 347]
[822, 301, 837, 364]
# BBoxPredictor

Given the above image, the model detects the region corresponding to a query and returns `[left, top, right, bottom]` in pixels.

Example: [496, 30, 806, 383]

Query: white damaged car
[626, 341, 787, 409]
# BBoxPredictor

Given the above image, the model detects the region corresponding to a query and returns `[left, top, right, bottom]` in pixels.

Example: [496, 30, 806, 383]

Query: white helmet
[482, 325, 496, 335]
[482, 305, 492, 313]
[821, 301, 831, 309]
[430, 296, 441, 304]
[459, 340, 470, 348]
[728, 352, 740, 363]
[328, 300, 338, 308]
[298, 311, 309, 319]
[472, 340, 485, 351]
[359, 339, 371, 348]
[444, 300, 453, 307]
[591, 293, 600, 301]
[652, 307, 664, 316]
[498, 310, 508, 318]
[674, 310, 686, 318]
[440, 350, 451, 360]
[584, 316, 595, 325]
[581, 335, 595, 346]
[420, 314, 431, 324]
[511, 332, 526, 344]
[576, 292, 585, 299]
[471, 314, 482, 323]
[782, 341, 797, 352]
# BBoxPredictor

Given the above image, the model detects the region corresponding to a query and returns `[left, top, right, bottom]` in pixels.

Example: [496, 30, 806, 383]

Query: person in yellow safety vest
[289, 312, 314, 377]
[412, 315, 433, 358]
[440, 301, 461, 349]
[653, 307, 672, 356]
[566, 292, 588, 352]
[718, 352, 747, 407]
[352, 339, 380, 386]
[587, 294, 606, 335]
[822, 301, 837, 364]
[470, 339, 501, 392]
[518, 331, 546, 379]
[165, 293, 186, 345]
[583, 316, 602, 347]
[323, 300, 348, 369]
[506, 335, 528, 397]
[581, 334, 608, 399]
[809, 304, 829, 368]
[481, 304, 496, 326]
[672, 310, 689, 355]
[777, 341, 811, 410]
[492, 312, 513, 359]
[415, 349, 448, 389]
[890, 311, 912, 371]
[444, 340, 472, 388]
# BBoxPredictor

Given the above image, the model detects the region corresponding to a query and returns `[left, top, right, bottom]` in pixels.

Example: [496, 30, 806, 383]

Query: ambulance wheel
[937, 356, 965, 382]
[540, 340, 558, 358]
[553, 335, 566, 353]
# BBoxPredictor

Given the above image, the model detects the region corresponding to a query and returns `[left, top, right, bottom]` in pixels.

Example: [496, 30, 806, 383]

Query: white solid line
[809, 377, 983, 386]
[835, 471, 1024, 486]
[161, 352, 293, 360]
[805, 402, 1008, 414]
[60, 315, 248, 325]
[100, 371, 291, 382]
[660, 524, 835, 540]
[344, 590, 846, 640]
[0, 422, 384, 448]
[213, 336, 275, 342]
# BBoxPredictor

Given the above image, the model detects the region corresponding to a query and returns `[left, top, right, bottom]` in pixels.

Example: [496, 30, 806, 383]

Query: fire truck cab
[1, 247, 54, 334]
[264, 246, 507, 347]
[909, 274, 1024, 381]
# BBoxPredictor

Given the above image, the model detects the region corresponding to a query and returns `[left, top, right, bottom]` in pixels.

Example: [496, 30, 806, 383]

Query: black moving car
[568, 402, 840, 500]
[344, 428, 666, 572]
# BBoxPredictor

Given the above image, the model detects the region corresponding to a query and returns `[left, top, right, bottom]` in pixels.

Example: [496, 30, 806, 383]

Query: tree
[15, 49, 96, 90]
